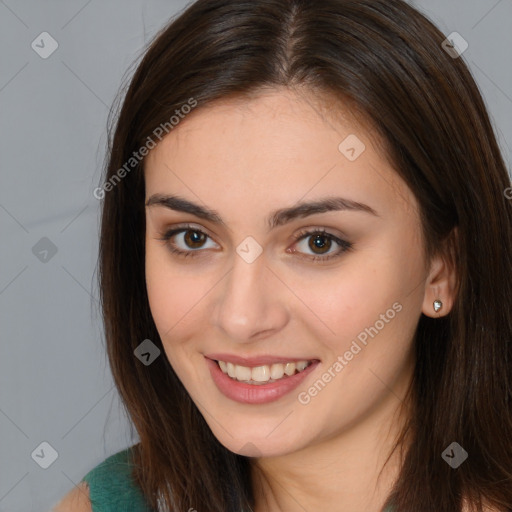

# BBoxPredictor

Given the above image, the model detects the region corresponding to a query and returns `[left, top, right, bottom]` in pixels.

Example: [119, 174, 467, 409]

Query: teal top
[82, 446, 395, 511]
[81, 446, 156, 512]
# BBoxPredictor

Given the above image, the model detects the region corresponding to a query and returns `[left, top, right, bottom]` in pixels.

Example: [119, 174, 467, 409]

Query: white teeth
[284, 362, 296, 376]
[217, 359, 312, 384]
[270, 363, 284, 380]
[235, 364, 252, 381]
[296, 361, 308, 371]
[227, 362, 236, 378]
[251, 365, 270, 382]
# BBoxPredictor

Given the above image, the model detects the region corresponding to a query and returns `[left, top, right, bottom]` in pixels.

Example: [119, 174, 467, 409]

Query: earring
[433, 299, 443, 313]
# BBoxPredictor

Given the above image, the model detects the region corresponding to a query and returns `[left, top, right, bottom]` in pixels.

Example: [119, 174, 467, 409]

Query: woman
[54, 0, 512, 511]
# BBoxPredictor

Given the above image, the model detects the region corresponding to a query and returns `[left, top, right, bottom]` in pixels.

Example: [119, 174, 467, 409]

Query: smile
[206, 357, 320, 404]
[217, 359, 312, 385]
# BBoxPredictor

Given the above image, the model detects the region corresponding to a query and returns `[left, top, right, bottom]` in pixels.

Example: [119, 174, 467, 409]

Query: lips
[205, 355, 321, 404]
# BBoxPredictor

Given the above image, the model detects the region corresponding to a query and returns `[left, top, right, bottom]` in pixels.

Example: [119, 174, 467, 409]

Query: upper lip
[205, 353, 319, 367]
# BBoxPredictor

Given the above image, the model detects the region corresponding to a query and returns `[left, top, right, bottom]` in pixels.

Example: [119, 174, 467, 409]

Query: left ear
[421, 227, 459, 318]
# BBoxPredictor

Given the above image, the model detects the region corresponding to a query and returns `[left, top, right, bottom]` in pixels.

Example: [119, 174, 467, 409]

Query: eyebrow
[145, 193, 379, 230]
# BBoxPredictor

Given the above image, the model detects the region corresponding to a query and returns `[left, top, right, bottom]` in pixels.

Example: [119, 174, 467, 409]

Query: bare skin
[52, 482, 90, 512]
[143, 86, 458, 511]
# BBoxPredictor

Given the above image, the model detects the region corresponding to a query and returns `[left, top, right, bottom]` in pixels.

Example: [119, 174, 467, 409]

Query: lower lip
[206, 358, 320, 404]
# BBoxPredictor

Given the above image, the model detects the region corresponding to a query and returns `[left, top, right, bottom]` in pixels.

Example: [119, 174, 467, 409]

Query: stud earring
[433, 299, 443, 313]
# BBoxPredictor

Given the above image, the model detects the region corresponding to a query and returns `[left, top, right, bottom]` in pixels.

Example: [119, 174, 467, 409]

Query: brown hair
[97, 0, 512, 510]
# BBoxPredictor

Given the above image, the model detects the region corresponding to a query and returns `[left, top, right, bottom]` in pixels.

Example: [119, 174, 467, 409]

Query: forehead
[143, 87, 417, 219]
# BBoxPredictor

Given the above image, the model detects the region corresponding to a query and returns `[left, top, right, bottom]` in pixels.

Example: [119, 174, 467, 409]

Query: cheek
[145, 240, 232, 382]
[294, 237, 423, 359]
[291, 260, 400, 346]
[144, 242, 206, 343]
[145, 245, 177, 332]
[145, 245, 210, 387]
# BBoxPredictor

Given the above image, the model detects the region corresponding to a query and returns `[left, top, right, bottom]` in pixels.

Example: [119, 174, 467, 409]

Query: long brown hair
[97, 0, 512, 510]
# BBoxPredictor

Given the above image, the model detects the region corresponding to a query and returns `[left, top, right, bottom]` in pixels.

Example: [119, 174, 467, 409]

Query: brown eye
[291, 229, 353, 262]
[308, 233, 332, 254]
[157, 225, 219, 258]
[183, 230, 207, 249]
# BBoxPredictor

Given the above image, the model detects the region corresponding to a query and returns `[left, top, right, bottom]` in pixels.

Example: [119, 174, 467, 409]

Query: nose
[213, 249, 289, 343]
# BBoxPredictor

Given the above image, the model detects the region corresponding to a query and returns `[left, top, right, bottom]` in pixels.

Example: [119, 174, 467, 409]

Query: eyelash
[156, 223, 353, 262]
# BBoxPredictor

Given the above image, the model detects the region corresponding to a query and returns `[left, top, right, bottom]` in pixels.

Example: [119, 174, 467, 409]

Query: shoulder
[81, 446, 137, 481]
[52, 481, 91, 512]
[53, 445, 151, 512]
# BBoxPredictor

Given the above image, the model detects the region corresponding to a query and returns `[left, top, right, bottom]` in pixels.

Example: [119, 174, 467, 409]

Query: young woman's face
[144, 88, 430, 457]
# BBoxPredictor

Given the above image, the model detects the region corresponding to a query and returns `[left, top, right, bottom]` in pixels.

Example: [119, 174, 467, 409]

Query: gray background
[0, 1, 511, 511]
